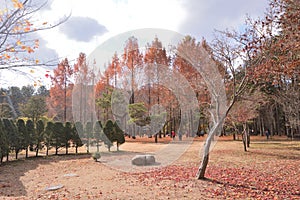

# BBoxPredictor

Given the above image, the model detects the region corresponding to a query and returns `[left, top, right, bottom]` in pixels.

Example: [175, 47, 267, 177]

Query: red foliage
[127, 157, 300, 199]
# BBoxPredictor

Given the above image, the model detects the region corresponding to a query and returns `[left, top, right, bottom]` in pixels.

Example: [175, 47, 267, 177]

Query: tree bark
[196, 119, 224, 179]
[242, 123, 248, 151]
[196, 132, 214, 179]
[247, 132, 250, 148]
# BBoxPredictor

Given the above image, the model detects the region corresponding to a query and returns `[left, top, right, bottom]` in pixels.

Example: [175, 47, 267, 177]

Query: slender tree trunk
[242, 132, 247, 152]
[36, 148, 39, 157]
[155, 133, 158, 143]
[15, 150, 18, 160]
[196, 121, 223, 179]
[6, 153, 9, 161]
[75, 146, 78, 154]
[196, 132, 214, 179]
[66, 144, 68, 155]
[247, 132, 250, 148]
[46, 146, 49, 156]
[25, 148, 28, 158]
[242, 123, 248, 151]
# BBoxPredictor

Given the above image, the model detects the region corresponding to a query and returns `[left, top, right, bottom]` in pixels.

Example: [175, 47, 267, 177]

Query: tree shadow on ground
[0, 154, 90, 197]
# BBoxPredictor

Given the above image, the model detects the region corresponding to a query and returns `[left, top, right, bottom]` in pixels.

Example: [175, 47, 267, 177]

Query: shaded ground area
[0, 136, 299, 199]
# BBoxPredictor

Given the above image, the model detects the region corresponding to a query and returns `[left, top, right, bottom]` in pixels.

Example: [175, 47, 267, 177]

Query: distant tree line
[0, 118, 125, 164]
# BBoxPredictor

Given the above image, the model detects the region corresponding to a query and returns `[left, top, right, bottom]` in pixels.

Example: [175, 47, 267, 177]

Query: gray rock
[131, 155, 155, 166]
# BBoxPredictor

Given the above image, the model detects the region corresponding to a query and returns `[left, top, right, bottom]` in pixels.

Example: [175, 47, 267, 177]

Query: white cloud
[35, 0, 186, 61]
[34, 0, 268, 62]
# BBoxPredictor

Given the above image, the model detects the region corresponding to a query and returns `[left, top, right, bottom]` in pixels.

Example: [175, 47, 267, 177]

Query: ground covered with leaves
[0, 136, 299, 199]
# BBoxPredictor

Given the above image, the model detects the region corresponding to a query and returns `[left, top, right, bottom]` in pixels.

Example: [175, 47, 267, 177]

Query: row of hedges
[0, 118, 125, 163]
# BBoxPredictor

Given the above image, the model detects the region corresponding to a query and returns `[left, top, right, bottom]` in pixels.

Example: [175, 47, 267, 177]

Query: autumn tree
[121, 36, 143, 104]
[144, 37, 169, 107]
[227, 89, 267, 151]
[73, 53, 97, 130]
[109, 52, 121, 88]
[173, 36, 210, 137]
[250, 0, 300, 136]
[0, 0, 68, 69]
[176, 30, 256, 179]
[48, 58, 73, 122]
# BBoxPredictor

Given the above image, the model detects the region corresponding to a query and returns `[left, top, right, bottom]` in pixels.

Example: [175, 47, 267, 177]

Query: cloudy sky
[0, 0, 270, 88]
[34, 0, 269, 64]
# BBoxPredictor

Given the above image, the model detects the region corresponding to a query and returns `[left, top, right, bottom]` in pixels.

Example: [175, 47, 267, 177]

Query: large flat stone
[131, 155, 156, 166]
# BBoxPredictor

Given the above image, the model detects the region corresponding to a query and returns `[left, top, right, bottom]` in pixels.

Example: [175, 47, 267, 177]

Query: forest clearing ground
[0, 135, 299, 200]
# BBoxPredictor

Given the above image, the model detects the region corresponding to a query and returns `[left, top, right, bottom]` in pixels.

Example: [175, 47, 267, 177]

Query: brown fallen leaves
[126, 140, 300, 200]
[0, 137, 299, 199]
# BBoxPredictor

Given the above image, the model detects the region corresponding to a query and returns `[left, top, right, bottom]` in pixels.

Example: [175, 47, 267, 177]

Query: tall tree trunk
[242, 123, 248, 151]
[196, 132, 214, 179]
[75, 146, 78, 154]
[196, 121, 222, 179]
[242, 132, 247, 152]
[36, 148, 39, 157]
